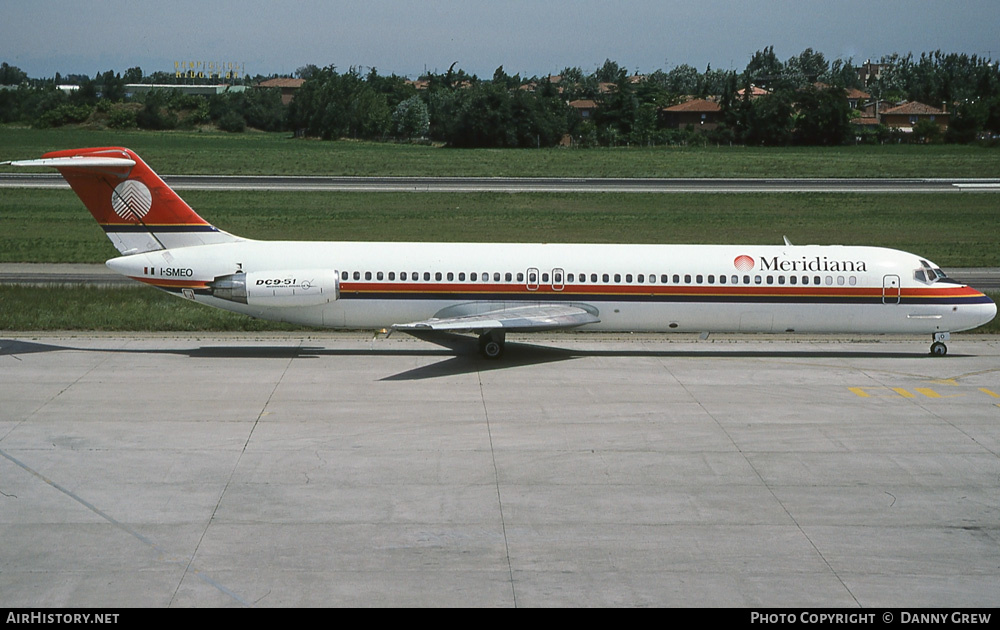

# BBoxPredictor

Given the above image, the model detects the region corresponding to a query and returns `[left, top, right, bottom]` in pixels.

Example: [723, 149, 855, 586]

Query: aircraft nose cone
[982, 298, 998, 327]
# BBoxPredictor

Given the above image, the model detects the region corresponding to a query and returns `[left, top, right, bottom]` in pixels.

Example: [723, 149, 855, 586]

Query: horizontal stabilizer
[3, 157, 136, 169]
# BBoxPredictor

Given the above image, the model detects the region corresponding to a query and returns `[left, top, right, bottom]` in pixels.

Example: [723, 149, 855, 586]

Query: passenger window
[825, 276, 833, 285]
[696, 274, 703, 283]
[377, 271, 384, 281]
[708, 275, 715, 284]
[353, 271, 361, 280]
[837, 276, 845, 286]
[719, 275, 726, 284]
[778, 275, 785, 285]
[849, 276, 857, 286]
[673, 274, 680, 284]
[789, 275, 796, 285]
[731, 275, 738, 284]
[637, 274, 644, 284]
[542, 273, 550, 283]
[766, 275, 773, 284]
[517, 272, 524, 282]
[743, 275, 750, 284]
[684, 274, 691, 283]
[471, 272, 477, 281]
[493, 272, 501, 282]
[591, 274, 598, 283]
[365, 271, 372, 280]
[505, 272, 513, 282]
[614, 274, 621, 283]
[660, 274, 668, 283]
[754, 275, 762, 285]
[423, 272, 431, 281]
[602, 274, 610, 283]
[814, 276, 821, 285]
[625, 274, 633, 283]
[446, 272, 454, 281]
[458, 272, 465, 281]
[388, 272, 395, 281]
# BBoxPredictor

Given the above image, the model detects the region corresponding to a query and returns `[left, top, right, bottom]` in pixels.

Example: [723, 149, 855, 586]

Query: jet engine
[209, 269, 339, 307]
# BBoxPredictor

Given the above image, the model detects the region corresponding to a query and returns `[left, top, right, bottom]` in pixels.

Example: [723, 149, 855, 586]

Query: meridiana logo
[733, 255, 755, 271]
[111, 180, 152, 221]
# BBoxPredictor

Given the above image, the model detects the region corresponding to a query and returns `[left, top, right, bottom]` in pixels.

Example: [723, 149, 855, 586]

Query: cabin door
[883, 275, 900, 304]
[551, 268, 565, 291]
[526, 267, 539, 291]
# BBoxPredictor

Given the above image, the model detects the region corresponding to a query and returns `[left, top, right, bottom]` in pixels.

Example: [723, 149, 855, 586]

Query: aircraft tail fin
[8, 147, 241, 255]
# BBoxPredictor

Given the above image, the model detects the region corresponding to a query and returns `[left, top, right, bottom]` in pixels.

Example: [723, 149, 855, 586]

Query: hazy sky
[3, 1, 998, 79]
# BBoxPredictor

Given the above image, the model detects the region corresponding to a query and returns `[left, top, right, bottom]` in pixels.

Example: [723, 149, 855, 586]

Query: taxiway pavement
[1, 333, 998, 607]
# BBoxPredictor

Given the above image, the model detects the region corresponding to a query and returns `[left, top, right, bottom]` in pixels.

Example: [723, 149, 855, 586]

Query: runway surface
[3, 173, 1000, 193]
[2, 332, 998, 607]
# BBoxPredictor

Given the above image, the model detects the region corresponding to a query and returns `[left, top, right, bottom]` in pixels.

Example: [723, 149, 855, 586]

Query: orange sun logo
[111, 180, 152, 221]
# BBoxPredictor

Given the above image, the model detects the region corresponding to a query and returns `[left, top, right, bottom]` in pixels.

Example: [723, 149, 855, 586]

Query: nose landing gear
[930, 332, 950, 357]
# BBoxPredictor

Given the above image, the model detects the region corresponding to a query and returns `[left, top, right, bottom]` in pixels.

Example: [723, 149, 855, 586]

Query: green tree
[123, 66, 143, 84]
[393, 95, 429, 138]
[662, 64, 699, 96]
[785, 48, 829, 86]
[97, 69, 126, 101]
[287, 66, 392, 140]
[0, 62, 28, 85]
[744, 90, 794, 146]
[744, 46, 784, 91]
[794, 85, 851, 145]
[911, 118, 941, 143]
[593, 73, 638, 144]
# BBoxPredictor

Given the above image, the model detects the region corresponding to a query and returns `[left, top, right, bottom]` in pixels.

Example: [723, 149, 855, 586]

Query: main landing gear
[929, 332, 950, 357]
[478, 331, 506, 360]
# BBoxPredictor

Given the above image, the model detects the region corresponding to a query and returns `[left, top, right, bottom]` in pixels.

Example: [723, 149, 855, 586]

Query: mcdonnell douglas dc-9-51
[4, 147, 995, 358]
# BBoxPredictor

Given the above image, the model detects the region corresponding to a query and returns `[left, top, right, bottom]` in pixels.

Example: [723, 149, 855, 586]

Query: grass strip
[3, 126, 1000, 178]
[2, 188, 998, 267]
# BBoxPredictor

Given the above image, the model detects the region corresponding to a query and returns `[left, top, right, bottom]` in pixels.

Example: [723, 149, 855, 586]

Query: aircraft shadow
[1, 337, 947, 381]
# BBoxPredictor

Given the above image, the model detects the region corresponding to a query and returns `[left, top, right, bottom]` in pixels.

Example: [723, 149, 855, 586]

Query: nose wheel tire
[478, 332, 505, 359]
[930, 341, 948, 357]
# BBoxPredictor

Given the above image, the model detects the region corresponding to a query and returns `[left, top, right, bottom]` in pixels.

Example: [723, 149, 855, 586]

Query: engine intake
[209, 269, 339, 307]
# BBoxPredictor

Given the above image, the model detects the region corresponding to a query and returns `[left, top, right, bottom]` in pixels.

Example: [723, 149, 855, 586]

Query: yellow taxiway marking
[850, 386, 1000, 402]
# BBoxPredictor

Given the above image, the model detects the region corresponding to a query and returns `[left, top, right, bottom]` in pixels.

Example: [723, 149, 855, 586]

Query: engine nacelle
[209, 269, 339, 307]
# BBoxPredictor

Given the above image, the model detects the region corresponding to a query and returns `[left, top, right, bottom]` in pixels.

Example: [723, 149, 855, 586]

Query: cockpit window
[915, 259, 953, 284]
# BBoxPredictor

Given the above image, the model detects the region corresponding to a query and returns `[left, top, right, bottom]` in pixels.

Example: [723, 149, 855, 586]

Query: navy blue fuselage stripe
[102, 225, 219, 233]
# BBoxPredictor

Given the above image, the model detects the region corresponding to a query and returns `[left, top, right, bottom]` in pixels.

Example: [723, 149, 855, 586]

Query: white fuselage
[107, 240, 997, 336]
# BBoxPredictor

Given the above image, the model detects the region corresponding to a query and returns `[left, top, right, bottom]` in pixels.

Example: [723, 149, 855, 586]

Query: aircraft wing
[392, 303, 599, 333]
